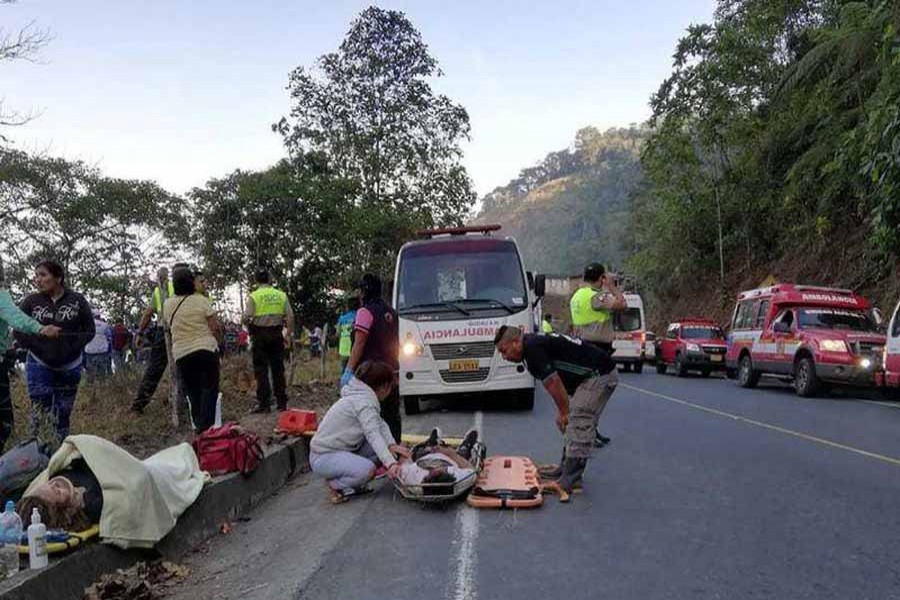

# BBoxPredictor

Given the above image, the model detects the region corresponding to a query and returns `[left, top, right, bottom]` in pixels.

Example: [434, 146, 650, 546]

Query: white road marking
[623, 383, 900, 468]
[447, 410, 482, 600]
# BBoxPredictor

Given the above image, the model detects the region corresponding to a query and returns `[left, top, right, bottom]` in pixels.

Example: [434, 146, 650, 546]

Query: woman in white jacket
[310, 361, 410, 503]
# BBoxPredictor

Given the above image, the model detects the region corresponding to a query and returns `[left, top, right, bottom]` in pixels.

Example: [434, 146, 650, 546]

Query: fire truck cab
[726, 284, 885, 397]
[393, 225, 544, 415]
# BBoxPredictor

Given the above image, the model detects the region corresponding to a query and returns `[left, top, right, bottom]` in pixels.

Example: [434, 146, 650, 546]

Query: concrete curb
[0, 437, 309, 600]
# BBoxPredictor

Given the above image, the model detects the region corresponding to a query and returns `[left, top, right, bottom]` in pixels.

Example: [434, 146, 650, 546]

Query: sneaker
[330, 486, 373, 504]
[426, 427, 442, 447]
[249, 405, 271, 415]
[456, 429, 479, 459]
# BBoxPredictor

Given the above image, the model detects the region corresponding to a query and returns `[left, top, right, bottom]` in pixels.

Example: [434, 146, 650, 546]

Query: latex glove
[340, 367, 353, 388]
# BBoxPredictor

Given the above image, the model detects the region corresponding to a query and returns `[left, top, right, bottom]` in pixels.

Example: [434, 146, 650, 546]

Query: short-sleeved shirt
[163, 294, 218, 361]
[354, 298, 399, 370]
[522, 333, 614, 395]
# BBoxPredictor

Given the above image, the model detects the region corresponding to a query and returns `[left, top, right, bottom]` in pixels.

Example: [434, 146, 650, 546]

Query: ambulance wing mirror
[534, 274, 546, 299]
[526, 272, 535, 290]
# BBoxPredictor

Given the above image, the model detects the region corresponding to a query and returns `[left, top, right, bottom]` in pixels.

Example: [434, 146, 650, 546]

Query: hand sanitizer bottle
[27, 508, 47, 570]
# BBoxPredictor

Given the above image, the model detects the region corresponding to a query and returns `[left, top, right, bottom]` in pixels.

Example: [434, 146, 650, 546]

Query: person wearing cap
[341, 274, 401, 441]
[84, 309, 113, 380]
[243, 269, 294, 413]
[0, 259, 60, 451]
[132, 263, 189, 413]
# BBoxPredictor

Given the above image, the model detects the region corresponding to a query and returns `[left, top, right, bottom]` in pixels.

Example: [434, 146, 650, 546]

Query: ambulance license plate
[449, 359, 479, 372]
[711, 355, 723, 362]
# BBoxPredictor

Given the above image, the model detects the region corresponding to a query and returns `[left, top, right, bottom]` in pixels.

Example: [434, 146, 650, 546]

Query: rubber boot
[538, 448, 566, 479]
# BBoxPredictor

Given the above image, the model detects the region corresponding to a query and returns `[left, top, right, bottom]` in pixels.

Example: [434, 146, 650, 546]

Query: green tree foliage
[273, 6, 475, 277]
[632, 0, 900, 305]
[0, 149, 185, 318]
[475, 126, 646, 275]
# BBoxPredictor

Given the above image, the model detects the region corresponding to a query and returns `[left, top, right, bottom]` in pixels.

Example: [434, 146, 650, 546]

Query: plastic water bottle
[0, 501, 22, 578]
[26, 508, 47, 570]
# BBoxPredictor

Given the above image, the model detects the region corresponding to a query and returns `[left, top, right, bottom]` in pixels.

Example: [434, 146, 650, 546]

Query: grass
[7, 350, 344, 458]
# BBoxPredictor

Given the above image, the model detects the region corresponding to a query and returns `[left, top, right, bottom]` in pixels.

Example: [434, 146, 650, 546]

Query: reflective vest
[152, 281, 175, 313]
[250, 286, 288, 317]
[542, 319, 553, 334]
[570, 286, 611, 326]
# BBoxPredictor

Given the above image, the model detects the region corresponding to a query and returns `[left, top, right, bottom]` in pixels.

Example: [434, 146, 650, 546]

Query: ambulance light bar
[416, 224, 501, 238]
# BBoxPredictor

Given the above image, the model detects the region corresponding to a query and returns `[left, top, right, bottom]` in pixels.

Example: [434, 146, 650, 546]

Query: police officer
[132, 263, 187, 413]
[542, 313, 554, 334]
[569, 263, 625, 447]
[244, 270, 295, 413]
[341, 274, 401, 441]
[336, 297, 359, 371]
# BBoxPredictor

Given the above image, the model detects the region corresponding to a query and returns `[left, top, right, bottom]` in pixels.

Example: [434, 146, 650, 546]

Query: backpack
[192, 423, 264, 477]
[0, 438, 51, 502]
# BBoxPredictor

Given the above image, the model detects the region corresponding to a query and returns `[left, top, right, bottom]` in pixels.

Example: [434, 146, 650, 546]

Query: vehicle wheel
[701, 369, 711, 378]
[675, 354, 688, 378]
[402, 395, 421, 416]
[737, 354, 760, 388]
[633, 361, 644, 374]
[794, 356, 821, 397]
[515, 389, 535, 411]
[656, 362, 667, 375]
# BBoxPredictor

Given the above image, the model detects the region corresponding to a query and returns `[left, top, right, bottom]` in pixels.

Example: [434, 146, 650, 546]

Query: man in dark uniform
[494, 326, 617, 497]
[341, 274, 401, 441]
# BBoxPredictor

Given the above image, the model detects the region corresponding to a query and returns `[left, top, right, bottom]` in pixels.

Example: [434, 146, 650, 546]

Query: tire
[622, 362, 632, 373]
[675, 354, 688, 378]
[516, 388, 535, 411]
[701, 369, 711, 378]
[402, 395, 421, 416]
[737, 354, 760, 388]
[633, 361, 644, 374]
[656, 362, 667, 375]
[794, 356, 821, 397]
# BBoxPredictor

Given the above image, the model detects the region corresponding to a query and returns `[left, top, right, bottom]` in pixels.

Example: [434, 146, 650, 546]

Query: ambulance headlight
[402, 341, 423, 357]
[819, 340, 848, 353]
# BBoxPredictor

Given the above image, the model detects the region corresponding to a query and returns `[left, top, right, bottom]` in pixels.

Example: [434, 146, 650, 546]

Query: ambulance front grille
[439, 368, 491, 383]
[430, 342, 496, 361]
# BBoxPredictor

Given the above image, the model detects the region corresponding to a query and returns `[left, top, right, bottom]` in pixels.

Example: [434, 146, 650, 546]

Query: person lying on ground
[17, 434, 206, 549]
[395, 427, 479, 487]
[310, 360, 410, 504]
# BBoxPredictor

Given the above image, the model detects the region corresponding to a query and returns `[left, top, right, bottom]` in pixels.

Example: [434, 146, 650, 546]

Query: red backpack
[192, 423, 264, 476]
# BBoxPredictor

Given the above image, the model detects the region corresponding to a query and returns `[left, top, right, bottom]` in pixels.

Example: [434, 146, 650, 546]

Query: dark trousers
[251, 328, 287, 409]
[380, 384, 402, 443]
[0, 358, 12, 452]
[176, 350, 219, 433]
[134, 328, 168, 406]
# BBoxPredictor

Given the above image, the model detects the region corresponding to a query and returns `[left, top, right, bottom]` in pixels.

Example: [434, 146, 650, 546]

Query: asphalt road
[168, 371, 900, 600]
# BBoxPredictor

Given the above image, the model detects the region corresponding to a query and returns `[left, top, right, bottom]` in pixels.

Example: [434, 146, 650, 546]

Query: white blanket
[24, 434, 207, 549]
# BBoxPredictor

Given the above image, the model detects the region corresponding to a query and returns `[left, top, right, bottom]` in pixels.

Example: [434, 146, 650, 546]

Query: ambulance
[875, 297, 900, 399]
[726, 284, 885, 397]
[393, 225, 545, 415]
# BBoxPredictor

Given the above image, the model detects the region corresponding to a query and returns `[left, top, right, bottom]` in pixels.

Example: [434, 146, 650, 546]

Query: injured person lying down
[396, 428, 480, 487]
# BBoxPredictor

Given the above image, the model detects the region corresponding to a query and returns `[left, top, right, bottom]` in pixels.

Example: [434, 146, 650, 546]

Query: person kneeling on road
[310, 360, 411, 504]
[396, 427, 479, 487]
[494, 326, 618, 497]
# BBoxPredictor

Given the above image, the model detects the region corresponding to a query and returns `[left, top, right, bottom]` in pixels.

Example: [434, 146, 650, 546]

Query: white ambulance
[612, 293, 647, 373]
[393, 225, 544, 415]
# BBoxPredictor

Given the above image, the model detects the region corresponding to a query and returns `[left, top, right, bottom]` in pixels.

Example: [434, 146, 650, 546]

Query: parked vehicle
[656, 319, 727, 377]
[875, 297, 900, 400]
[612, 293, 646, 373]
[726, 284, 885, 397]
[644, 331, 657, 363]
[393, 224, 545, 415]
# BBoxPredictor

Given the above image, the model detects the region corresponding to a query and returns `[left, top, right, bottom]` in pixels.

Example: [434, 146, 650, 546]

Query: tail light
[632, 332, 646, 343]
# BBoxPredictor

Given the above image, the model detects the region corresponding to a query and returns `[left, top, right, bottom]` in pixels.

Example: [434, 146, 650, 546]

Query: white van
[612, 293, 647, 373]
[393, 225, 545, 415]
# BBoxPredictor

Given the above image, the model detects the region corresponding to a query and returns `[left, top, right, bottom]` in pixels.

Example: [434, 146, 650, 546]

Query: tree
[273, 6, 475, 275]
[0, 0, 53, 142]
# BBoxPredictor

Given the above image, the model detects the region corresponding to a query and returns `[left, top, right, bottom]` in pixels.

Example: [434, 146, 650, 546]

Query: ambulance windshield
[397, 238, 527, 318]
[798, 309, 878, 332]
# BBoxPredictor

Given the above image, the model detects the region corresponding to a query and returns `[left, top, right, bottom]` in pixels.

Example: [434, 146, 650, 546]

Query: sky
[3, 0, 715, 199]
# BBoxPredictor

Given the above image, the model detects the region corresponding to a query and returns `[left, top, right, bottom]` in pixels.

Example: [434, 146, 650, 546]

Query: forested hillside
[473, 126, 646, 275]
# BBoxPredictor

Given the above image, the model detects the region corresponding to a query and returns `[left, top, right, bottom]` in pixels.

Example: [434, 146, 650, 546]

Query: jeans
[310, 442, 380, 491]
[176, 350, 219, 433]
[251, 327, 287, 409]
[84, 352, 112, 380]
[26, 358, 82, 441]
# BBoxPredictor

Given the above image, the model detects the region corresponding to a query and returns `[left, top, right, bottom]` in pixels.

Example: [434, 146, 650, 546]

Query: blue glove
[340, 367, 353, 388]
